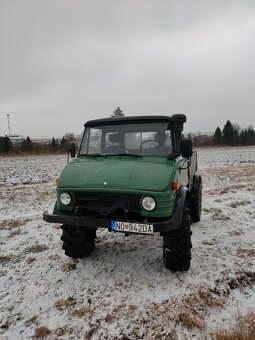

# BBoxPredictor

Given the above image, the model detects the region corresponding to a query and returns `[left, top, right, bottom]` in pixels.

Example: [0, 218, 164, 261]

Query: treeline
[187, 120, 255, 147]
[1, 119, 254, 154]
[0, 136, 12, 153]
[0, 136, 72, 154]
[213, 120, 255, 146]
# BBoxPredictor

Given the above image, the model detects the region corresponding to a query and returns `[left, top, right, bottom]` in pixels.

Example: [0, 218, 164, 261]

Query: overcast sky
[0, 0, 254, 138]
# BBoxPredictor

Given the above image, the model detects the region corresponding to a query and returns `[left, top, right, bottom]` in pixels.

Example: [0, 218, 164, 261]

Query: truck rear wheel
[60, 225, 96, 259]
[163, 202, 192, 272]
[191, 178, 202, 222]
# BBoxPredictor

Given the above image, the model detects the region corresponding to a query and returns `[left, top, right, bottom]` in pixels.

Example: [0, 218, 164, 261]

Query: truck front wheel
[60, 225, 96, 259]
[163, 202, 192, 272]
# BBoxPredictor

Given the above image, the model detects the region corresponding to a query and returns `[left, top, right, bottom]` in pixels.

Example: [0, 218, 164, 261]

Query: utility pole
[7, 114, 11, 136]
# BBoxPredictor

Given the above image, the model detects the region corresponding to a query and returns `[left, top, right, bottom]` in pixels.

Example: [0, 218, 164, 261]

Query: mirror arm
[168, 152, 180, 160]
[178, 160, 190, 172]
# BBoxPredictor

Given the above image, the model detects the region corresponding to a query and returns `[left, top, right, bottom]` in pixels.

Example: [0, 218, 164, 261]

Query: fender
[192, 174, 201, 189]
[172, 186, 191, 229]
[53, 201, 72, 217]
[53, 202, 60, 215]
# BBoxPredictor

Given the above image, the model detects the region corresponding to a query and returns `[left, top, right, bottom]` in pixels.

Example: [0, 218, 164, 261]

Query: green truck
[43, 115, 202, 272]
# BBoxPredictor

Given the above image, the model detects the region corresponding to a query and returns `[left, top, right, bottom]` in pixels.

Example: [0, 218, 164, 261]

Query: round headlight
[142, 196, 156, 211]
[60, 192, 72, 205]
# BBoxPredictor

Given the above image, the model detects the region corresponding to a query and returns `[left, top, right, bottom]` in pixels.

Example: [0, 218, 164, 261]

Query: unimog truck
[43, 115, 202, 272]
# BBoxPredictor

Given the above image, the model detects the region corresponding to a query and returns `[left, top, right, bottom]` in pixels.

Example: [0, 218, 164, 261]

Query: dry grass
[237, 248, 255, 257]
[54, 327, 70, 336]
[203, 207, 221, 213]
[0, 255, 14, 263]
[212, 211, 231, 221]
[61, 262, 77, 272]
[202, 239, 218, 246]
[26, 256, 36, 264]
[0, 217, 31, 230]
[215, 310, 255, 340]
[213, 272, 255, 296]
[25, 244, 48, 253]
[48, 254, 60, 260]
[229, 200, 251, 208]
[177, 272, 255, 332]
[220, 184, 249, 193]
[228, 230, 244, 236]
[72, 307, 94, 318]
[54, 327, 66, 336]
[55, 297, 77, 311]
[33, 326, 51, 339]
[178, 312, 205, 329]
[227, 273, 255, 290]
[197, 289, 224, 307]
[105, 304, 137, 323]
[183, 286, 224, 312]
[24, 316, 37, 327]
[84, 321, 101, 339]
[8, 228, 22, 237]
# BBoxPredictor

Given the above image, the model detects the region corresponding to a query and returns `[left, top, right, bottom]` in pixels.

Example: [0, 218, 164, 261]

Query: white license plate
[111, 221, 154, 234]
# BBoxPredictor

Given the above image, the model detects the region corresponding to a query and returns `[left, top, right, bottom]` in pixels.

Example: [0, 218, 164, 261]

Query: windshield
[79, 122, 172, 157]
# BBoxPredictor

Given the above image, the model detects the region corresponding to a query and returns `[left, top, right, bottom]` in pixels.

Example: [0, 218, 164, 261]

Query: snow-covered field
[0, 147, 255, 339]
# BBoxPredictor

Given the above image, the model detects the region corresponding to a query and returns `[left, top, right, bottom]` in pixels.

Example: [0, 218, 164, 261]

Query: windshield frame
[78, 121, 174, 158]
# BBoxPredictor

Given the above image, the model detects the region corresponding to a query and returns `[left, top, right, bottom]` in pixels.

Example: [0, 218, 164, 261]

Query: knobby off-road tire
[191, 178, 202, 222]
[61, 225, 96, 259]
[163, 202, 192, 272]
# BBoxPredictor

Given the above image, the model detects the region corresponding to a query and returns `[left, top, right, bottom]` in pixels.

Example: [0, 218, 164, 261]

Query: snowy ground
[0, 147, 255, 339]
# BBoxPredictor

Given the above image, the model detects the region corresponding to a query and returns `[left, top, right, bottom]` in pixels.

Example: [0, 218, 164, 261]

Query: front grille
[73, 192, 141, 219]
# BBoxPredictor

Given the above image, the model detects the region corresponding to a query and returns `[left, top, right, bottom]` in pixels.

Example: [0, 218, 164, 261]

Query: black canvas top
[85, 114, 186, 127]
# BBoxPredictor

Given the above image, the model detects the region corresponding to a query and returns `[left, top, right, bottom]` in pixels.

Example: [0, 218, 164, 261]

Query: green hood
[58, 156, 176, 192]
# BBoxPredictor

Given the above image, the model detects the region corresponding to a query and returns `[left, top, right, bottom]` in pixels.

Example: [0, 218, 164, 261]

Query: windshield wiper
[80, 153, 143, 158]
[106, 153, 143, 158]
[80, 153, 107, 157]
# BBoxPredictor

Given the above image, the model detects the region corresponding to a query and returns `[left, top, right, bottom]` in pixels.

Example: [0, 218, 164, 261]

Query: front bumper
[43, 211, 177, 233]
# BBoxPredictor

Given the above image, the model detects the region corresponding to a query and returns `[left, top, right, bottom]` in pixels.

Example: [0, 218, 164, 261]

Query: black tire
[163, 202, 192, 272]
[191, 178, 202, 222]
[60, 225, 96, 259]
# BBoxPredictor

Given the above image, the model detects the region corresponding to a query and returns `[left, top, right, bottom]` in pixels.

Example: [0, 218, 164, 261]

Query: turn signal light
[171, 181, 179, 191]
[56, 178, 59, 186]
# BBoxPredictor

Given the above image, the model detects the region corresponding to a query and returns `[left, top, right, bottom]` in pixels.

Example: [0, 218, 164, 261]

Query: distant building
[31, 135, 82, 145]
[31, 138, 52, 145]
[9, 135, 25, 145]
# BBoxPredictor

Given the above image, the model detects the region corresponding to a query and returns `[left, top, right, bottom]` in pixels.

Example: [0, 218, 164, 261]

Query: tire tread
[163, 202, 192, 272]
[60, 225, 96, 259]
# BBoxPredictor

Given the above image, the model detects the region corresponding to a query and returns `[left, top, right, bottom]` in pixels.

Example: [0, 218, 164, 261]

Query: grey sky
[1, 0, 254, 138]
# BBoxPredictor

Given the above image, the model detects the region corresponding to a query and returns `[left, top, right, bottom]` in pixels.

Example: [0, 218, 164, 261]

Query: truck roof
[85, 114, 186, 127]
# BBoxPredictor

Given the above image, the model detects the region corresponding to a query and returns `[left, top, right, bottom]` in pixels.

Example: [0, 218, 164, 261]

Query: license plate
[111, 221, 154, 235]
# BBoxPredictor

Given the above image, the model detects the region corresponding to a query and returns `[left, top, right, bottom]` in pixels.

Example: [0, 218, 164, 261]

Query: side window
[80, 129, 89, 154]
[88, 128, 102, 154]
[165, 130, 172, 148]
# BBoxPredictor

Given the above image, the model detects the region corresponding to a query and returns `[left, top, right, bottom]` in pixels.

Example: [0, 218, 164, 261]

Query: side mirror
[68, 142, 76, 158]
[181, 139, 193, 158]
